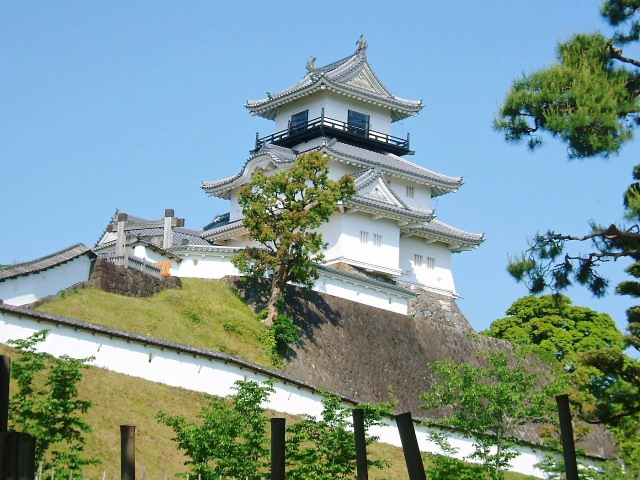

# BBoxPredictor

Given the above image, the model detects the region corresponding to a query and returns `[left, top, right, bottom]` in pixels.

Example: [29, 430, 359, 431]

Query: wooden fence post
[120, 425, 136, 480]
[394, 412, 426, 480]
[270, 418, 285, 480]
[352, 408, 368, 480]
[1, 356, 9, 433]
[556, 394, 579, 480]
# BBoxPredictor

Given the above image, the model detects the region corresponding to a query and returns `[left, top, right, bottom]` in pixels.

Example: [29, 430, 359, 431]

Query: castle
[90, 40, 484, 315]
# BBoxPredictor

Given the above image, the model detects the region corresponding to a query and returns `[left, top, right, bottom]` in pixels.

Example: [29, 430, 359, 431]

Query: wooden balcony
[253, 112, 412, 156]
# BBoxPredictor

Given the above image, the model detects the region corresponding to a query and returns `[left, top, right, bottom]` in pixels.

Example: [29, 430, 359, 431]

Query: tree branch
[608, 41, 640, 68]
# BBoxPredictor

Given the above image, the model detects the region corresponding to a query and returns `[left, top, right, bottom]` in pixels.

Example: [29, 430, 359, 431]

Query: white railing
[99, 253, 163, 280]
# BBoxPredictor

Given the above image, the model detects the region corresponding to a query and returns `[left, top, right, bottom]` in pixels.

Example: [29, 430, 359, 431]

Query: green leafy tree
[159, 380, 390, 480]
[504, 140, 640, 424]
[286, 393, 392, 480]
[484, 295, 625, 366]
[232, 151, 356, 325]
[494, 2, 640, 473]
[420, 348, 566, 480]
[8, 330, 98, 474]
[483, 296, 640, 476]
[483, 295, 637, 419]
[494, 1, 640, 159]
[157, 380, 274, 480]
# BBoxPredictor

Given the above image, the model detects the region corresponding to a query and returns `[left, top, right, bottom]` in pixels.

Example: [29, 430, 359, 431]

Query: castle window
[414, 254, 423, 267]
[406, 185, 414, 198]
[426, 256, 435, 269]
[360, 230, 369, 244]
[290, 110, 308, 133]
[373, 234, 382, 247]
[348, 110, 370, 137]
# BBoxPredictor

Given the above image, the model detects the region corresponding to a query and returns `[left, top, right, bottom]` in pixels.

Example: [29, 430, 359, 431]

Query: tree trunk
[264, 265, 287, 326]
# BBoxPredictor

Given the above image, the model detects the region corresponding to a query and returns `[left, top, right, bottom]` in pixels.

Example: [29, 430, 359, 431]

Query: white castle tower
[200, 40, 484, 313]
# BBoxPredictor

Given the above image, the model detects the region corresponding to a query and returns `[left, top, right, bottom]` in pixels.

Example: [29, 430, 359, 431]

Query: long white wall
[0, 255, 94, 306]
[0, 306, 565, 478]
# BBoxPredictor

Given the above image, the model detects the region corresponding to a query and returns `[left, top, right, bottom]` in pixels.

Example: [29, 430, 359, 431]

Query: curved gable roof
[201, 143, 297, 199]
[323, 141, 463, 196]
[246, 49, 423, 122]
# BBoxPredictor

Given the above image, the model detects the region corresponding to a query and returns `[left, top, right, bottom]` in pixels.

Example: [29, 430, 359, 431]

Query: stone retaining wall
[88, 257, 181, 297]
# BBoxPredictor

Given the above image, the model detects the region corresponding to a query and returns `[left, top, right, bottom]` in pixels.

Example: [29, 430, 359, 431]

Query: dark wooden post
[556, 395, 579, 480]
[1, 432, 36, 480]
[1, 356, 9, 432]
[352, 408, 368, 480]
[270, 418, 285, 480]
[120, 425, 135, 480]
[395, 412, 426, 480]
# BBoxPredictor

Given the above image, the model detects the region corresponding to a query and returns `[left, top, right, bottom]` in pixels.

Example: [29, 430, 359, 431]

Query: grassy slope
[1, 279, 534, 479]
[36, 278, 274, 366]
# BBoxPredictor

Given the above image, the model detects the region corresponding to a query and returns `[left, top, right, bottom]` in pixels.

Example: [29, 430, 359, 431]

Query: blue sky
[2, 1, 638, 336]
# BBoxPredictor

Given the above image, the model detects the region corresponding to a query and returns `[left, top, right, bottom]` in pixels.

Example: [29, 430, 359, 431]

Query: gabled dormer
[246, 39, 423, 156]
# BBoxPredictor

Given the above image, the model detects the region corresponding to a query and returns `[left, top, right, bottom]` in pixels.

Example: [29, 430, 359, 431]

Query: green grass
[4, 280, 540, 479]
[37, 278, 275, 366]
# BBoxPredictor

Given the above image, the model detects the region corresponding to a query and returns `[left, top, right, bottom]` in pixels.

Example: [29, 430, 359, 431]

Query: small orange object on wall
[158, 261, 171, 277]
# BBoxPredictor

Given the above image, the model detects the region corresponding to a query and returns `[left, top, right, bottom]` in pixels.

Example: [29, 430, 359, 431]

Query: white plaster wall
[0, 309, 562, 478]
[325, 159, 357, 181]
[387, 177, 432, 211]
[273, 91, 391, 135]
[398, 237, 456, 296]
[229, 189, 243, 222]
[322, 212, 400, 274]
[173, 253, 241, 279]
[313, 273, 408, 315]
[0, 255, 93, 306]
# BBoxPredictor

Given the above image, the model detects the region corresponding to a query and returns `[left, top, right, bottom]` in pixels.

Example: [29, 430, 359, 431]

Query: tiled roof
[201, 144, 297, 195]
[203, 141, 462, 199]
[349, 196, 435, 222]
[0, 244, 95, 281]
[246, 50, 423, 122]
[203, 213, 230, 231]
[201, 218, 247, 241]
[403, 219, 485, 248]
[168, 245, 244, 254]
[323, 141, 462, 196]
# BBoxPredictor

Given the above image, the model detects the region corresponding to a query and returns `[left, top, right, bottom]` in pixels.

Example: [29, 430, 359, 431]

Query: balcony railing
[253, 111, 411, 155]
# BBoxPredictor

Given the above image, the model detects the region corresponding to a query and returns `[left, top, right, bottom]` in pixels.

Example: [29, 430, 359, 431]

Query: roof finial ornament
[306, 55, 317, 71]
[356, 35, 368, 53]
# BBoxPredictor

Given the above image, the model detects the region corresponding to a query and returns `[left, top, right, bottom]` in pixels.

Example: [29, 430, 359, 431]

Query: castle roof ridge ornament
[305, 55, 317, 71]
[356, 35, 367, 53]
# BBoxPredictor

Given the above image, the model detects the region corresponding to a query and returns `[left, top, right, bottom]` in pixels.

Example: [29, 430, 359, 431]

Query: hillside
[33, 277, 614, 458]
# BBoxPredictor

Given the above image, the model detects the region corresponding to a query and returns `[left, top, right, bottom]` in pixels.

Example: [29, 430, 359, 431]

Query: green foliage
[157, 380, 274, 480]
[483, 296, 640, 474]
[272, 311, 300, 355]
[232, 151, 356, 324]
[484, 295, 625, 366]
[420, 348, 566, 480]
[483, 295, 638, 420]
[286, 393, 392, 480]
[495, 3, 640, 470]
[425, 454, 485, 480]
[503, 169, 640, 425]
[158, 380, 390, 480]
[495, 2, 640, 159]
[8, 330, 99, 474]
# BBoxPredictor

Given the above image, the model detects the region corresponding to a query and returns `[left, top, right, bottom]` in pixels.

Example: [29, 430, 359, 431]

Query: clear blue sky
[2, 1, 638, 335]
